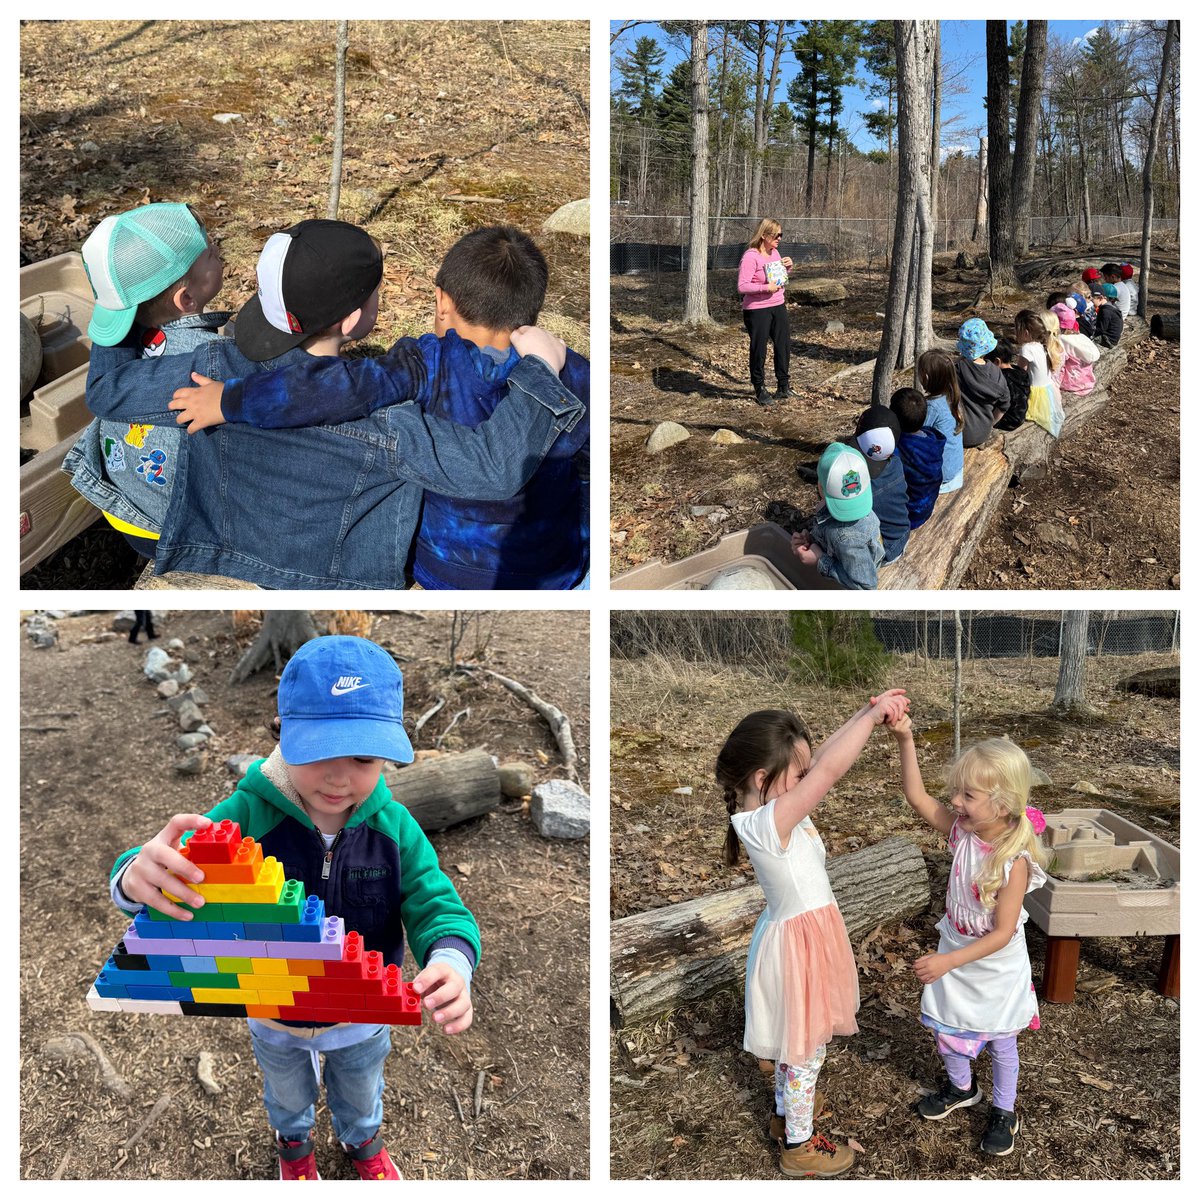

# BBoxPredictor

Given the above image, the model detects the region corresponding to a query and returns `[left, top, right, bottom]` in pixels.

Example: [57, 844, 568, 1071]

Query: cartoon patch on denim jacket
[137, 448, 168, 486]
[102, 436, 127, 473]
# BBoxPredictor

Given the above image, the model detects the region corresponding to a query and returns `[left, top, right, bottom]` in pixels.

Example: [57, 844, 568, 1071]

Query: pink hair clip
[1025, 805, 1046, 834]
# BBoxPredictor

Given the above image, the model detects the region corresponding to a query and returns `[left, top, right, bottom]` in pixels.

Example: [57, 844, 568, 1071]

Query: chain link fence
[610, 211, 1180, 276]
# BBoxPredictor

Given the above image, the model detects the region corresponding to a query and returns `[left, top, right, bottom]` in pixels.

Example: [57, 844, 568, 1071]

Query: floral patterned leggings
[773, 1044, 827, 1144]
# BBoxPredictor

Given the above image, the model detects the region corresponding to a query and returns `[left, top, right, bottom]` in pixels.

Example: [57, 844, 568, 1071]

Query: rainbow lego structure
[87, 819, 422, 1025]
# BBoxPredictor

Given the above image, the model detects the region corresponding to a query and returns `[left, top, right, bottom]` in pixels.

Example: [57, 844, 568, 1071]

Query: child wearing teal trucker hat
[792, 442, 885, 589]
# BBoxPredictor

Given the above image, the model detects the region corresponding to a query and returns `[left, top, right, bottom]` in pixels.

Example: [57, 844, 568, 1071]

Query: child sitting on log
[884, 719, 1049, 1158]
[717, 691, 909, 1177]
[1091, 285, 1124, 348]
[1048, 303, 1099, 396]
[852, 406, 910, 564]
[980, 339, 1030, 431]
[889, 387, 945, 530]
[916, 349, 965, 494]
[952, 319, 1011, 448]
[1013, 310, 1064, 436]
[791, 443, 886, 589]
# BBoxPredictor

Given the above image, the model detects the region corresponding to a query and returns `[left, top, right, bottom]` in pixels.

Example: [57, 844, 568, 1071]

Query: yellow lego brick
[238, 973, 310, 993]
[194, 858, 284, 905]
[215, 957, 254, 974]
[249, 958, 291, 976]
[192, 987, 260, 1004]
[257, 991, 296, 1007]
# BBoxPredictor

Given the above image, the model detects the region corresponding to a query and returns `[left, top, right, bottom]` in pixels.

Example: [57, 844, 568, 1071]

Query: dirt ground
[610, 241, 1179, 590]
[20, 20, 589, 590]
[20, 609, 590, 1180]
[609, 639, 1180, 1179]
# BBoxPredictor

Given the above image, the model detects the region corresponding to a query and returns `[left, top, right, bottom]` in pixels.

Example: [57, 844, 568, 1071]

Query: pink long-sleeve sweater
[738, 247, 787, 311]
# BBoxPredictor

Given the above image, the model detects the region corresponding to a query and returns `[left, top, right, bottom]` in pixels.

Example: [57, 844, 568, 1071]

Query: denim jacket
[223, 328, 591, 590]
[60, 312, 230, 533]
[811, 504, 885, 590]
[81, 335, 584, 588]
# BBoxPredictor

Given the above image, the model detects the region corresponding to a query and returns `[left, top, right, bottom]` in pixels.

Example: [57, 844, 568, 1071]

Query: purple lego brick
[121, 930, 195, 956]
[190, 939, 268, 957]
[260, 936, 344, 961]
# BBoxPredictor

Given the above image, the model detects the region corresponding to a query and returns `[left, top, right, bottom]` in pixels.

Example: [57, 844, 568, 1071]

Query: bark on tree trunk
[985, 21, 1015, 285]
[972, 136, 988, 242]
[1011, 21, 1047, 257]
[610, 836, 930, 1026]
[1052, 610, 1090, 711]
[381, 750, 501, 832]
[1140, 22, 1179, 320]
[327, 20, 349, 219]
[953, 611, 963, 758]
[682, 22, 712, 325]
[230, 611, 320, 683]
[872, 21, 935, 403]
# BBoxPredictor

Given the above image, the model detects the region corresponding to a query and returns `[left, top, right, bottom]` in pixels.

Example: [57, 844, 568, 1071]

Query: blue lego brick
[181, 956, 218, 973]
[133, 911, 161, 938]
[123, 983, 193, 1002]
[244, 923, 283, 941]
[170, 921, 209, 939]
[202, 921, 248, 940]
[146, 955, 185, 971]
[101, 965, 177, 987]
[93, 973, 127, 998]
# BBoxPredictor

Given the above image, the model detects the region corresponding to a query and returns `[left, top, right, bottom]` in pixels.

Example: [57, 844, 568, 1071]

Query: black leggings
[743, 303, 790, 392]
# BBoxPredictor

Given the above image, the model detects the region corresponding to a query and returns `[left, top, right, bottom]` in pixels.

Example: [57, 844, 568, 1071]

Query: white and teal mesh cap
[82, 203, 208, 345]
[818, 442, 873, 522]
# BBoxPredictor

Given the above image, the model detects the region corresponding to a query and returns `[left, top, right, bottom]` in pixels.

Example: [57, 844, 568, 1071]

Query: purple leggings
[941, 1035, 1019, 1111]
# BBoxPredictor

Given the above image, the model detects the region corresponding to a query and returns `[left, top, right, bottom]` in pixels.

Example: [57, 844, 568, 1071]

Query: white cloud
[871, 98, 884, 110]
[1072, 26, 1100, 47]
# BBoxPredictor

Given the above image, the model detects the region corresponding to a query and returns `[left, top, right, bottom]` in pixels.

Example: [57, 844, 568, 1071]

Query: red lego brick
[183, 819, 243, 864]
[305, 975, 368, 995]
[323, 931, 367, 979]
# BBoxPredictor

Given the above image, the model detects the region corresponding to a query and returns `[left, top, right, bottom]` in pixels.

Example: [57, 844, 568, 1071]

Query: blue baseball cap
[277, 636, 414, 765]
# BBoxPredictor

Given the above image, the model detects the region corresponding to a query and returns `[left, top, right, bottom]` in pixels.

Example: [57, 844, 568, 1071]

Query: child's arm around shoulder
[86, 336, 232, 422]
[886, 713, 955, 836]
[771, 689, 908, 845]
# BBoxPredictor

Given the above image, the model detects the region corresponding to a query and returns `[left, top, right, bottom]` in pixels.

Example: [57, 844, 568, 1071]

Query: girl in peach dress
[717, 691, 907, 1178]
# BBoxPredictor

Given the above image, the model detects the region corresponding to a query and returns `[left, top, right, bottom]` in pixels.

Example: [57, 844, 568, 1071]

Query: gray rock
[177, 700, 206, 732]
[157, 679, 180, 698]
[173, 663, 193, 685]
[541, 198, 589, 237]
[113, 611, 136, 632]
[530, 780, 590, 839]
[143, 647, 170, 678]
[195, 724, 214, 737]
[29, 629, 57, 649]
[825, 320, 845, 334]
[167, 638, 186, 654]
[177, 732, 210, 750]
[1073, 781, 1102, 795]
[43, 610, 68, 620]
[212, 112, 243, 124]
[190, 686, 210, 706]
[80, 140, 101, 155]
[175, 752, 207, 775]
[709, 428, 745, 445]
[689, 505, 727, 518]
[1029, 767, 1053, 788]
[148, 666, 175, 684]
[21, 313, 42, 399]
[164, 691, 191, 711]
[498, 761, 535, 798]
[226, 754, 259, 779]
[645, 421, 690, 454]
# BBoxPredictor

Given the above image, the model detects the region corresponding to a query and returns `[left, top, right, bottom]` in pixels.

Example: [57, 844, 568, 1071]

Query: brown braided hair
[715, 710, 812, 867]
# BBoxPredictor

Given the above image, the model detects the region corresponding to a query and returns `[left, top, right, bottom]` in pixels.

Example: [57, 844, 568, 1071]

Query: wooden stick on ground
[456, 666, 578, 781]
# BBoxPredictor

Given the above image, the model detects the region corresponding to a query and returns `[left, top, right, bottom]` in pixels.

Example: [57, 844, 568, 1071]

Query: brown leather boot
[779, 1130, 855, 1178]
[769, 1091, 830, 1142]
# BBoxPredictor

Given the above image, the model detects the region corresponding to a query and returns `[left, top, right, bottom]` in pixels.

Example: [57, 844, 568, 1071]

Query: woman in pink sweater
[738, 218, 794, 406]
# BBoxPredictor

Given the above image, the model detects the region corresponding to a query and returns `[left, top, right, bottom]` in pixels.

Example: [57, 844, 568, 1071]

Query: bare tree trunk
[972, 136, 988, 242]
[985, 21, 1015, 285]
[682, 21, 713, 325]
[1052, 610, 1090, 712]
[872, 20, 935, 403]
[1011, 21, 1047, 257]
[953, 611, 963, 758]
[327, 20, 349, 220]
[1140, 21, 1179, 319]
[929, 28, 941, 251]
[231, 611, 320, 683]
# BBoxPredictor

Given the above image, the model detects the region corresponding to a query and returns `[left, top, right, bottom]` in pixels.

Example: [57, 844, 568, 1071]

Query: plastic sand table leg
[1043, 935, 1081, 1003]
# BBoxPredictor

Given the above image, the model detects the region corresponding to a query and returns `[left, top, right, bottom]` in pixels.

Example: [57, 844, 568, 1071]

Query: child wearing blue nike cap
[112, 635, 478, 1180]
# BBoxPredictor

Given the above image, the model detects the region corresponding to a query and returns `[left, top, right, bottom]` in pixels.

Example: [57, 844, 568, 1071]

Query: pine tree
[614, 35, 667, 120]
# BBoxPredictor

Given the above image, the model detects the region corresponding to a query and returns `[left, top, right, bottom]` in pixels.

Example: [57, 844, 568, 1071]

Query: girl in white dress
[717, 691, 909, 1178]
[886, 719, 1049, 1157]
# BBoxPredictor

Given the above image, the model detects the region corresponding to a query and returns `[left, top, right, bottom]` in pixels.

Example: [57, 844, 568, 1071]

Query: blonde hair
[949, 738, 1049, 910]
[1039, 309, 1065, 372]
[749, 218, 782, 252]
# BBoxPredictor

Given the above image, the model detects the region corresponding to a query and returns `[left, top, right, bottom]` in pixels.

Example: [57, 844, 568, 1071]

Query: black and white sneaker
[980, 1106, 1020, 1156]
[916, 1077, 984, 1120]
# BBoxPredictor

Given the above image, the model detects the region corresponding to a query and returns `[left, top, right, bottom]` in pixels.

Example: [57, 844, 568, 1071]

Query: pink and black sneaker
[343, 1132, 401, 1180]
[276, 1130, 320, 1180]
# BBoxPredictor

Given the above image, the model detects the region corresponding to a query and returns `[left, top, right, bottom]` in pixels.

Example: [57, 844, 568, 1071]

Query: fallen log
[610, 835, 929, 1027]
[382, 749, 500, 832]
[1150, 312, 1179, 341]
[879, 317, 1150, 589]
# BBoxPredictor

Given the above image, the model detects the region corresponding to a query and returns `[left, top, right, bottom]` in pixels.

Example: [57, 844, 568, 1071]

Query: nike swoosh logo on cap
[331, 676, 369, 696]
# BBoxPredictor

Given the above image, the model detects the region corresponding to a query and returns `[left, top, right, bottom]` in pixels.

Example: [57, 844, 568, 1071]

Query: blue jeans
[250, 1023, 391, 1146]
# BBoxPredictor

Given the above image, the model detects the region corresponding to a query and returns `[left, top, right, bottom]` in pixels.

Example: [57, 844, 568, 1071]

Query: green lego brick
[169, 971, 241, 989]
[219, 895, 304, 924]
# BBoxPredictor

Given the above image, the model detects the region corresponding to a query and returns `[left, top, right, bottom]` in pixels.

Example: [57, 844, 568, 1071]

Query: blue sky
[611, 20, 1116, 156]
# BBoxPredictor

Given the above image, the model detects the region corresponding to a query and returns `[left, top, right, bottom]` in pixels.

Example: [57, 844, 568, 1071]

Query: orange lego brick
[245, 1004, 281, 1019]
